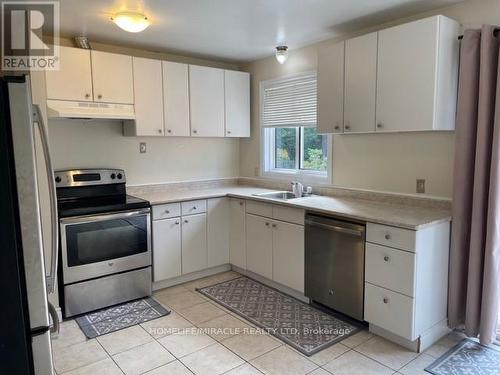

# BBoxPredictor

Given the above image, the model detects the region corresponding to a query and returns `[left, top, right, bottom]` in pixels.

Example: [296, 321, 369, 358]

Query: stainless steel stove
[55, 169, 152, 318]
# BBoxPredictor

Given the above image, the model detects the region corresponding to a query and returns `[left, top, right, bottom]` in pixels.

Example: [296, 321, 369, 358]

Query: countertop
[130, 185, 451, 230]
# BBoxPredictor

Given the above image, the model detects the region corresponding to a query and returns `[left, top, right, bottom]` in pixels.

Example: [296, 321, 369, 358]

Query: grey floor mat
[197, 276, 360, 356]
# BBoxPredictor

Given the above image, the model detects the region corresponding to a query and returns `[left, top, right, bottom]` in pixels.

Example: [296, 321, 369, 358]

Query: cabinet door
[344, 33, 377, 133]
[317, 42, 344, 134]
[132, 57, 164, 136]
[163, 61, 190, 136]
[207, 198, 230, 267]
[152, 218, 181, 281]
[245, 214, 273, 279]
[189, 65, 225, 137]
[376, 17, 438, 132]
[45, 46, 93, 101]
[272, 221, 304, 292]
[181, 213, 207, 274]
[91, 51, 133, 104]
[229, 199, 246, 269]
[224, 70, 250, 137]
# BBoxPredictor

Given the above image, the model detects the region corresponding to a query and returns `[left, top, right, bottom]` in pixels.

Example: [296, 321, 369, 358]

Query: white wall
[240, 0, 500, 199]
[49, 120, 239, 186]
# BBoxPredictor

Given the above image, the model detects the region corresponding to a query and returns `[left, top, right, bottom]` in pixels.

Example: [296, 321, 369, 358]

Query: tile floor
[51, 271, 465, 375]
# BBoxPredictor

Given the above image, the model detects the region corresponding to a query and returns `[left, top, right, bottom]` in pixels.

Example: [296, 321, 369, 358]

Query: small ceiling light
[111, 11, 150, 33]
[275, 45, 288, 64]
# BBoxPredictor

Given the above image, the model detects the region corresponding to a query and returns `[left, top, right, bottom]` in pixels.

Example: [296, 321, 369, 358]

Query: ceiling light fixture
[275, 45, 288, 64]
[111, 11, 150, 33]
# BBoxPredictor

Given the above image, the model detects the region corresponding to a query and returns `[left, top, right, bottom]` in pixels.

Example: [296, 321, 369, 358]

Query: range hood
[46, 99, 135, 120]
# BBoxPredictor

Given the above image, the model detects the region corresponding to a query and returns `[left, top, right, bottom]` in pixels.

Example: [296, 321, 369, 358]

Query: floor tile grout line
[351, 345, 411, 372]
[94, 338, 126, 375]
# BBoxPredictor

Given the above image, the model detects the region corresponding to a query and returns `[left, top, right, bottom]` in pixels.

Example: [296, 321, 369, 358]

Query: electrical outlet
[416, 179, 425, 194]
[139, 142, 147, 154]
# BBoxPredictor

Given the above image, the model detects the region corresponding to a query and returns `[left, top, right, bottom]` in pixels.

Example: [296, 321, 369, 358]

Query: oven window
[65, 215, 148, 267]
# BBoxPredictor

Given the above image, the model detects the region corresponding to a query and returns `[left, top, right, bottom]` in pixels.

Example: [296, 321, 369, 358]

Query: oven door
[60, 208, 151, 284]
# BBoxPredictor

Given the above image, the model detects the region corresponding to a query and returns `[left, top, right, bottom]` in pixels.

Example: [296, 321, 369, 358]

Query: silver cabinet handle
[192, 206, 197, 210]
[383, 297, 389, 304]
[272, 223, 277, 228]
[193, 130, 198, 134]
[175, 221, 180, 225]
[85, 93, 90, 99]
[227, 130, 231, 134]
[167, 129, 172, 133]
[305, 220, 364, 237]
[33, 105, 58, 295]
[345, 123, 351, 131]
[377, 123, 383, 129]
[184, 219, 188, 223]
[265, 222, 270, 227]
[239, 201, 244, 206]
[158, 129, 163, 134]
[97, 94, 102, 99]
[334, 124, 340, 130]
[385, 233, 391, 240]
[383, 255, 390, 262]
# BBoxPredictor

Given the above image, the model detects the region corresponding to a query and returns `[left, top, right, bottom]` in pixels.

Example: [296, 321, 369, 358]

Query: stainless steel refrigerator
[0, 75, 59, 374]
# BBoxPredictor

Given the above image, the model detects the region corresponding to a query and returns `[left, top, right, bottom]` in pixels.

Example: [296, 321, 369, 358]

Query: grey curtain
[449, 25, 500, 346]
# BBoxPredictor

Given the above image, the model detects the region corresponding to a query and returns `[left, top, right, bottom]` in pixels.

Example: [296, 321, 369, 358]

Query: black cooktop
[57, 194, 150, 218]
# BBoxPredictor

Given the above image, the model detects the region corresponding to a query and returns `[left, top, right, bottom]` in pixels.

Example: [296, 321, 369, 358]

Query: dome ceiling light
[111, 11, 150, 33]
[275, 45, 289, 64]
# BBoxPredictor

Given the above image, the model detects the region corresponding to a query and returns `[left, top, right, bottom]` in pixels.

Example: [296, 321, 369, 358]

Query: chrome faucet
[291, 181, 304, 198]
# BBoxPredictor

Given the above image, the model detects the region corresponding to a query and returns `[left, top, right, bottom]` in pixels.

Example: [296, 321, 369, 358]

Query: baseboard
[231, 265, 309, 303]
[152, 264, 231, 290]
[369, 318, 451, 353]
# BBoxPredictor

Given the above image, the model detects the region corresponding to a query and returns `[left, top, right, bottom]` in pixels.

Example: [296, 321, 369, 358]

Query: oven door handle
[33, 104, 58, 295]
[60, 208, 151, 225]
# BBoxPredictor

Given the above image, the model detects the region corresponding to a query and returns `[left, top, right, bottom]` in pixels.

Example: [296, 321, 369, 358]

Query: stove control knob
[117, 173, 123, 179]
[55, 176, 61, 183]
[110, 173, 116, 179]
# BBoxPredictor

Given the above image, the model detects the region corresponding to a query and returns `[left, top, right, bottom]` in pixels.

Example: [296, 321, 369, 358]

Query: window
[261, 73, 330, 180]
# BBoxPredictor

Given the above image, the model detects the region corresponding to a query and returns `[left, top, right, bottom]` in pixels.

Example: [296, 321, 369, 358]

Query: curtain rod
[458, 27, 500, 40]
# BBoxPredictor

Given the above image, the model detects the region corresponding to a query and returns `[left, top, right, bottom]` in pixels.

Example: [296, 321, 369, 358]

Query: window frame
[260, 73, 332, 183]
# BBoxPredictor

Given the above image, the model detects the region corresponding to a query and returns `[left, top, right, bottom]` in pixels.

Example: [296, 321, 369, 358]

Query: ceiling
[58, 0, 463, 63]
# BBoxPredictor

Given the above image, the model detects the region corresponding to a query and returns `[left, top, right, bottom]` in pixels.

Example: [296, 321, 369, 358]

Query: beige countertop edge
[134, 188, 451, 231]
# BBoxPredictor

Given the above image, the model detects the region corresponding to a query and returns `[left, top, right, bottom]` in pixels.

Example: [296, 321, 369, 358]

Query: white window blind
[262, 74, 317, 128]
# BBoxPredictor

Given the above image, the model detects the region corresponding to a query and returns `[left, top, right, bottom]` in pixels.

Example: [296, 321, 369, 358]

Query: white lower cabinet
[246, 214, 273, 279]
[181, 213, 207, 274]
[207, 198, 230, 267]
[229, 198, 246, 269]
[244, 204, 305, 292]
[272, 221, 304, 292]
[152, 218, 181, 281]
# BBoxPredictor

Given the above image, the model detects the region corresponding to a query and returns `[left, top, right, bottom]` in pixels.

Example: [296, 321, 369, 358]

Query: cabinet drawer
[365, 243, 416, 297]
[272, 205, 304, 225]
[364, 283, 415, 340]
[181, 200, 207, 216]
[366, 223, 416, 252]
[152, 203, 181, 220]
[246, 200, 273, 217]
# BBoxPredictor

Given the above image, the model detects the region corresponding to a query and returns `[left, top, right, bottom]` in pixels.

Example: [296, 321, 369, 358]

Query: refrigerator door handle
[48, 301, 59, 336]
[33, 104, 58, 294]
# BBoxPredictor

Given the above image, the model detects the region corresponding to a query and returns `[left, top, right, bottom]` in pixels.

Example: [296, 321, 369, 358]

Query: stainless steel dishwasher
[305, 213, 365, 321]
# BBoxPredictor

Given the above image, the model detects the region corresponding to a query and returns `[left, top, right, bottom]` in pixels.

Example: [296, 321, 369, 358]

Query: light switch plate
[416, 179, 425, 194]
[139, 142, 147, 153]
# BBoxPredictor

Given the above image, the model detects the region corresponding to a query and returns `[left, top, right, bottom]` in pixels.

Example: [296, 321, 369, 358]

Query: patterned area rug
[425, 338, 500, 375]
[75, 297, 169, 339]
[197, 276, 360, 356]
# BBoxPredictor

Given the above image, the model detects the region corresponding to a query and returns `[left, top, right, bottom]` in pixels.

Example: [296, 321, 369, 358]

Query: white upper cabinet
[45, 46, 93, 102]
[91, 51, 133, 104]
[376, 16, 459, 132]
[162, 61, 190, 137]
[126, 57, 164, 136]
[344, 32, 377, 133]
[224, 70, 250, 137]
[189, 65, 225, 137]
[317, 41, 344, 134]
